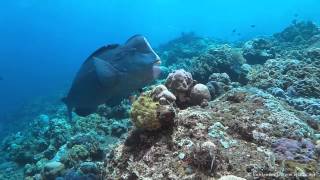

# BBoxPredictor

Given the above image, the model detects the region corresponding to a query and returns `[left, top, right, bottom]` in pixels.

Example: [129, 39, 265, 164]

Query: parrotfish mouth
[155, 59, 161, 65]
[153, 52, 161, 65]
[153, 65, 161, 79]
[152, 57, 162, 79]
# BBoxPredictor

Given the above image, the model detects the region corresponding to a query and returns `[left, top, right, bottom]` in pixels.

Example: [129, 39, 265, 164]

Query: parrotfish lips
[153, 65, 162, 79]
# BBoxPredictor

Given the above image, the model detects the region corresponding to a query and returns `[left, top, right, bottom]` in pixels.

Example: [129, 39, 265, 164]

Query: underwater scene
[1, 0, 320, 179]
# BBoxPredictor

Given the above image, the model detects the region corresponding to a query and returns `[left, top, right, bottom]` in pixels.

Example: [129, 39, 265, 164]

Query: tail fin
[61, 97, 73, 121]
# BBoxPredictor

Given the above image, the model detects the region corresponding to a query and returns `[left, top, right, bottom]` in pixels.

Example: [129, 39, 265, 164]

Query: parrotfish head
[123, 35, 162, 80]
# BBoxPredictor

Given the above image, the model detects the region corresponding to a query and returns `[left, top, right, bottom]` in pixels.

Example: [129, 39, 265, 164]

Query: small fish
[63, 35, 162, 120]
[232, 29, 237, 33]
[250, 25, 256, 28]
[237, 33, 241, 36]
[294, 13, 299, 17]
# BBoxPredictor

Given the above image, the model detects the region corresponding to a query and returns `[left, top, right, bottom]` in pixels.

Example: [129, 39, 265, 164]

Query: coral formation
[150, 84, 176, 104]
[190, 141, 223, 175]
[0, 105, 128, 179]
[242, 38, 275, 64]
[130, 90, 176, 131]
[271, 138, 316, 162]
[207, 73, 232, 98]
[158, 32, 216, 66]
[274, 21, 320, 44]
[208, 122, 237, 149]
[249, 57, 320, 98]
[190, 83, 211, 106]
[104, 85, 319, 179]
[168, 45, 246, 83]
[165, 69, 212, 107]
[41, 161, 65, 180]
[165, 69, 194, 105]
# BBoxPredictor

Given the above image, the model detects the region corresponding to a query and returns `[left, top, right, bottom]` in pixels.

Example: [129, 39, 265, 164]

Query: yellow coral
[130, 92, 161, 131]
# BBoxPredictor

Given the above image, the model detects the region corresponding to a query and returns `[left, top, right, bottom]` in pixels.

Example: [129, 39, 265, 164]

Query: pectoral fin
[93, 57, 120, 87]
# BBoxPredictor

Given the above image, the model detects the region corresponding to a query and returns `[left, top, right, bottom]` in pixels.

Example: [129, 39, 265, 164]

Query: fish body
[63, 35, 161, 119]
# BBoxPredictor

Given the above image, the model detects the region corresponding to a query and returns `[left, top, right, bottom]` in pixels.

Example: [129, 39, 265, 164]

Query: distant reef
[1, 21, 320, 180]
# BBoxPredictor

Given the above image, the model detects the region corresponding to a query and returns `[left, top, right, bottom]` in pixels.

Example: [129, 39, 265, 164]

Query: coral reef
[104, 86, 319, 179]
[1, 21, 320, 180]
[249, 57, 320, 99]
[0, 105, 129, 179]
[158, 32, 217, 66]
[168, 45, 246, 83]
[274, 21, 320, 45]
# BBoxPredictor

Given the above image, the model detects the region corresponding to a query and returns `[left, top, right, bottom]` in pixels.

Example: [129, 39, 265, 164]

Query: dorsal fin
[125, 34, 144, 44]
[93, 57, 120, 86]
[87, 44, 120, 60]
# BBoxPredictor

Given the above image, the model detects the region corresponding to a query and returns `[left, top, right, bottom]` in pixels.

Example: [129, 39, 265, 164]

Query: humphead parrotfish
[62, 35, 162, 120]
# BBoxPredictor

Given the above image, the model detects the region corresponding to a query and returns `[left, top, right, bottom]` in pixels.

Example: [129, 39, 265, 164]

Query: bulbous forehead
[125, 35, 154, 53]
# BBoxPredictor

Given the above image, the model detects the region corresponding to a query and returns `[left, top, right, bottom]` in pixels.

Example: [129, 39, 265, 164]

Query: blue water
[0, 0, 320, 127]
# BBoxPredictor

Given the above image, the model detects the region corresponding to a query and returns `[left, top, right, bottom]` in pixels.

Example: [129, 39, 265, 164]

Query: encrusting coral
[130, 92, 161, 130]
[130, 88, 176, 131]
